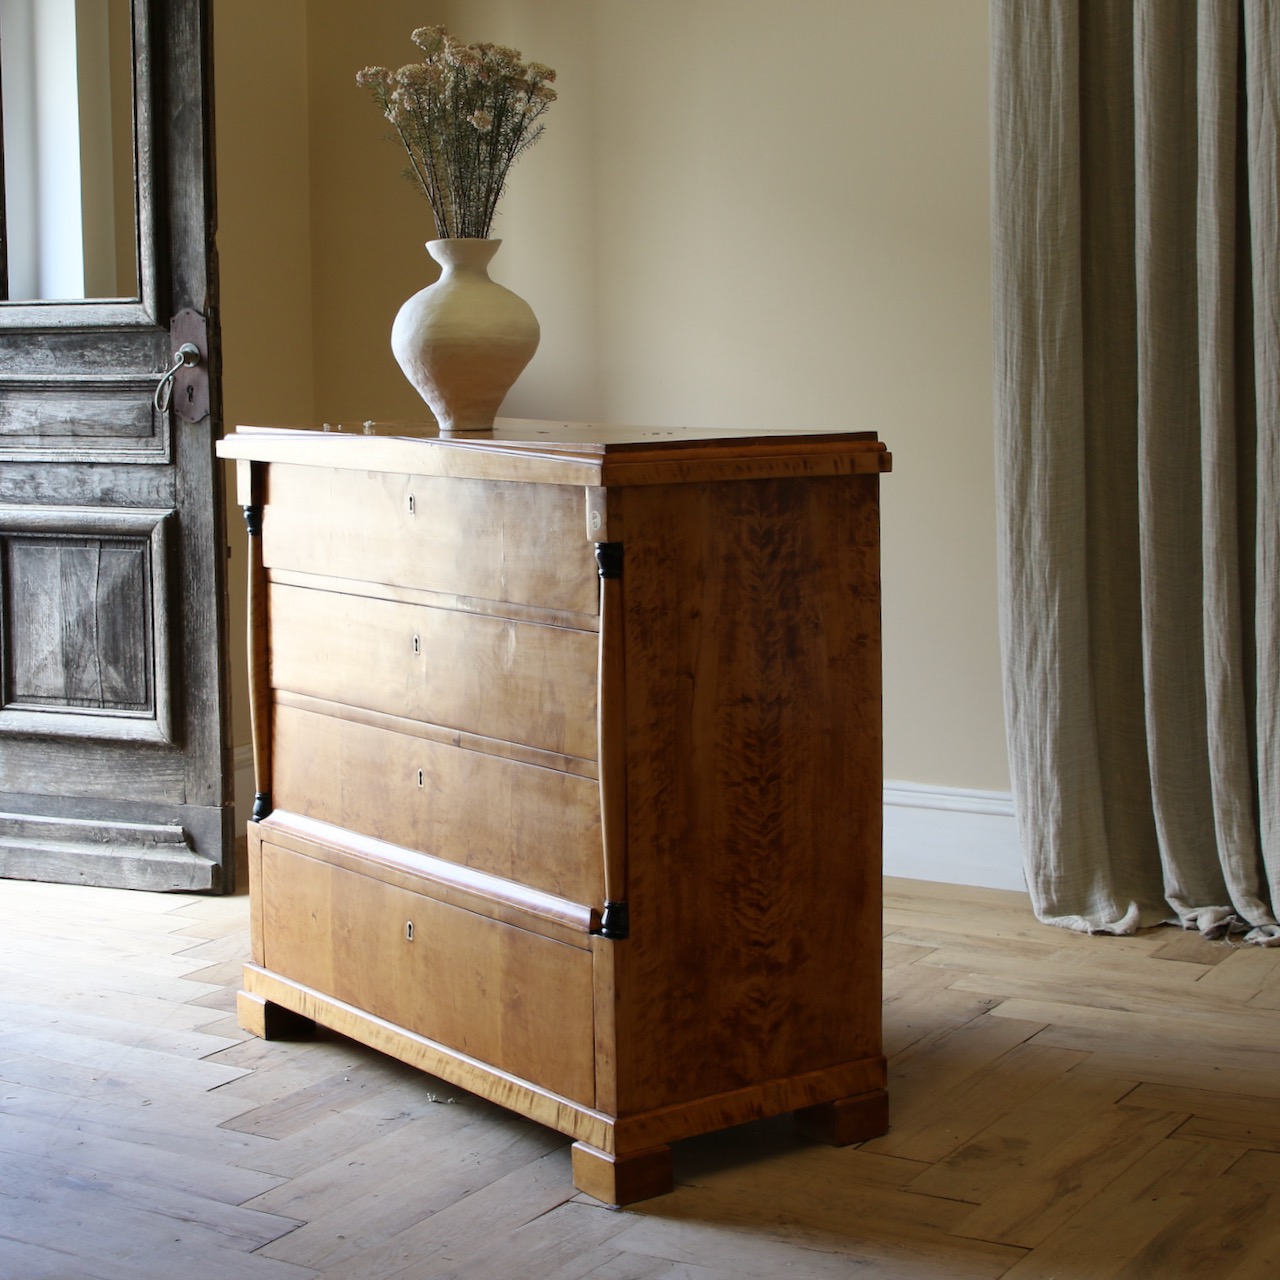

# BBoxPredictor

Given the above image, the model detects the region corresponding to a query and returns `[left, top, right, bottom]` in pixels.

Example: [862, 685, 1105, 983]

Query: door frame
[0, 0, 233, 892]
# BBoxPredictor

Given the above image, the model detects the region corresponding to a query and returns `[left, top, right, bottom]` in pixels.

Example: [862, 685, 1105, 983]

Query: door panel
[0, 374, 167, 458]
[0, 0, 231, 891]
[1, 505, 172, 740]
[9, 541, 153, 708]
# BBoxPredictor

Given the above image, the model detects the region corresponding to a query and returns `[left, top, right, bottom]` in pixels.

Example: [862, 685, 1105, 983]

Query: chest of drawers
[216, 420, 891, 1204]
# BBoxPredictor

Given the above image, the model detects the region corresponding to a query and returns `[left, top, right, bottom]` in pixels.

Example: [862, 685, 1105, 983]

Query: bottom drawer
[258, 839, 596, 1106]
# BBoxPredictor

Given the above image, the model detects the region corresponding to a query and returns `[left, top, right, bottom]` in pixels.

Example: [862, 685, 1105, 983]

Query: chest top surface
[216, 419, 892, 488]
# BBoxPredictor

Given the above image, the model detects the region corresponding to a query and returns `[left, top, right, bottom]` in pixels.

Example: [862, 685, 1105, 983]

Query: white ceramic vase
[390, 238, 539, 434]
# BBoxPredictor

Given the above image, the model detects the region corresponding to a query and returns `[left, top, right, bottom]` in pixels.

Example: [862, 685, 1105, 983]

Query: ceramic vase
[390, 239, 539, 434]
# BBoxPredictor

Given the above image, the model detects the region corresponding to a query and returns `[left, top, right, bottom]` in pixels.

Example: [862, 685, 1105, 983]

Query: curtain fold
[992, 0, 1280, 943]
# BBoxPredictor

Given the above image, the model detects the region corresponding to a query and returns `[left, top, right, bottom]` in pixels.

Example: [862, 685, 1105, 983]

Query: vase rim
[425, 238, 503, 271]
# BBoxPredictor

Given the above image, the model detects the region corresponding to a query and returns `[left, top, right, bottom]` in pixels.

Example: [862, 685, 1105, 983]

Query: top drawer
[261, 465, 598, 618]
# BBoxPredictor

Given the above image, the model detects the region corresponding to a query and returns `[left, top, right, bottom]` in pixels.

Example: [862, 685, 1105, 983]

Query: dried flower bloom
[356, 26, 556, 239]
[410, 25, 446, 54]
[446, 43, 481, 69]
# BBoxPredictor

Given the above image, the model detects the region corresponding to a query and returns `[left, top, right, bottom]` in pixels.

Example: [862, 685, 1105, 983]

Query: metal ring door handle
[154, 342, 201, 414]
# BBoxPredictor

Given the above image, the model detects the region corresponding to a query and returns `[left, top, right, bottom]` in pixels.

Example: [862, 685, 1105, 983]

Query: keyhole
[405, 921, 414, 942]
[407, 494, 416, 515]
[412, 634, 421, 655]
[186, 384, 195, 403]
[417, 769, 424, 788]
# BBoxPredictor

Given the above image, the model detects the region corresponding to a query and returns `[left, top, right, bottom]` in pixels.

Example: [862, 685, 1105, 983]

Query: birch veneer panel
[217, 420, 893, 1205]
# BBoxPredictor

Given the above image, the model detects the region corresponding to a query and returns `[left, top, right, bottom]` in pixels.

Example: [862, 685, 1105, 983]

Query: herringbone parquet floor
[1, 869, 1278, 1278]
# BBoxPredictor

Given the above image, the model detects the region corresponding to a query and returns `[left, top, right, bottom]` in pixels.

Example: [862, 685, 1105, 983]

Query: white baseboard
[233, 751, 1023, 892]
[883, 781, 1025, 891]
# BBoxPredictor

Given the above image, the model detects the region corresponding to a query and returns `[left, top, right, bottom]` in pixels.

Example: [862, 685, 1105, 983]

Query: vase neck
[427, 238, 501, 277]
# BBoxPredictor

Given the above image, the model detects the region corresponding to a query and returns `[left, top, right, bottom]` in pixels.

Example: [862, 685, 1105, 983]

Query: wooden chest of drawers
[216, 420, 892, 1204]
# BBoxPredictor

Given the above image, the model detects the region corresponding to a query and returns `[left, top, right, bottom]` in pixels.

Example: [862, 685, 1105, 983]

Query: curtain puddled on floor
[992, 0, 1280, 943]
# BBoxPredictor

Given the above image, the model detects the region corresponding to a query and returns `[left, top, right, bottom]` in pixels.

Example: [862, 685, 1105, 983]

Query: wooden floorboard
[1, 871, 1277, 1277]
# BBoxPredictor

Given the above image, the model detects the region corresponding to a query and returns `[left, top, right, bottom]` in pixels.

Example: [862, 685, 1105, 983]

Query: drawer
[261, 465, 598, 617]
[268, 583, 598, 761]
[271, 703, 605, 907]
[259, 840, 596, 1105]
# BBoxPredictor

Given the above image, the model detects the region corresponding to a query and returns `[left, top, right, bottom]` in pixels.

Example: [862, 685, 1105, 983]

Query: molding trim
[883, 781, 1025, 892]
[884, 781, 1015, 818]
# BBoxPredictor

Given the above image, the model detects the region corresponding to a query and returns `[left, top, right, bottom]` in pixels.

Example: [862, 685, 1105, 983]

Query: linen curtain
[992, 0, 1280, 943]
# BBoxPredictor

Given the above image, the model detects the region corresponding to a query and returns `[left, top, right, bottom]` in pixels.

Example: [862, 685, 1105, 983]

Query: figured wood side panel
[268, 582, 597, 761]
[609, 473, 886, 1115]
[257, 842, 597, 1105]
[270, 703, 604, 907]
[260, 465, 598, 616]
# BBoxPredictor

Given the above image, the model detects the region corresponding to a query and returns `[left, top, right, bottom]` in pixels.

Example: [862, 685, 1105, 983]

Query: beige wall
[214, 0, 1008, 793]
[214, 0, 314, 743]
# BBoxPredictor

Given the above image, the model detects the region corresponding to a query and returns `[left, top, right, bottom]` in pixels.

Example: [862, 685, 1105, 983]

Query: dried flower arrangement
[357, 26, 557, 240]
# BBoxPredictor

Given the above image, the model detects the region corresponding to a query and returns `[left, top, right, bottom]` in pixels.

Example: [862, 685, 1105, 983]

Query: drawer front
[262, 465, 598, 617]
[259, 841, 596, 1105]
[269, 583, 598, 761]
[271, 704, 605, 907]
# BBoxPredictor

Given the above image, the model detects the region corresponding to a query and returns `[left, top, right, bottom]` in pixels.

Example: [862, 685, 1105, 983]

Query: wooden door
[0, 0, 232, 891]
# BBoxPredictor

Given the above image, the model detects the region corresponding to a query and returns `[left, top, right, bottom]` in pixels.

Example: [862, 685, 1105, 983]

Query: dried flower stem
[357, 27, 556, 240]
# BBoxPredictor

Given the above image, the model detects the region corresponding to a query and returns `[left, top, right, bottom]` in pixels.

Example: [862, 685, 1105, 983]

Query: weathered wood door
[0, 0, 232, 891]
